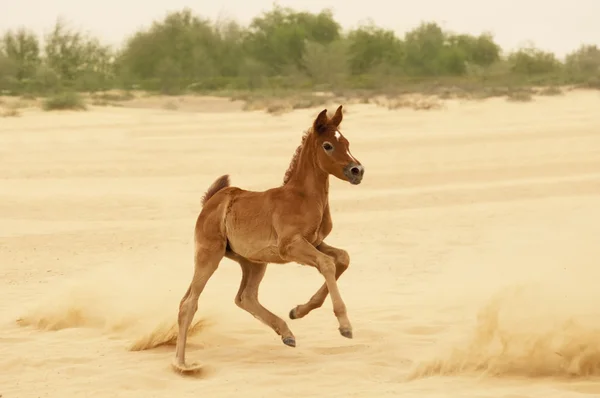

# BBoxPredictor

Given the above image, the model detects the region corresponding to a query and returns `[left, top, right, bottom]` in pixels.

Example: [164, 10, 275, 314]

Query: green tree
[448, 33, 501, 68]
[44, 18, 114, 91]
[564, 45, 600, 78]
[212, 18, 246, 77]
[302, 39, 349, 86]
[1, 28, 40, 82]
[508, 46, 561, 76]
[402, 22, 452, 76]
[117, 9, 219, 92]
[244, 5, 341, 75]
[346, 24, 404, 75]
[0, 51, 17, 91]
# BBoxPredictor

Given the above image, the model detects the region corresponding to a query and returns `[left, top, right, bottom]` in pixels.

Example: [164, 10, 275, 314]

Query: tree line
[1, 5, 599, 96]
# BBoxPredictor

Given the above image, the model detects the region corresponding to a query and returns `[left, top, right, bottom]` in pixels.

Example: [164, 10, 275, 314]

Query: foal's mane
[282, 128, 311, 185]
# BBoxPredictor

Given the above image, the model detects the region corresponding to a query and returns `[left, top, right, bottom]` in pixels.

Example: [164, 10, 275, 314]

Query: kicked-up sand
[1, 90, 600, 397]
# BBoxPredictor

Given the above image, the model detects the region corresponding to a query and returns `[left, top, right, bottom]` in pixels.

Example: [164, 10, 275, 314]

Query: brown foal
[173, 105, 365, 372]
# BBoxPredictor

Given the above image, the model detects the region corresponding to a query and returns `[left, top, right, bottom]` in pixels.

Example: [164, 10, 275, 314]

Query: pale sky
[1, 0, 598, 58]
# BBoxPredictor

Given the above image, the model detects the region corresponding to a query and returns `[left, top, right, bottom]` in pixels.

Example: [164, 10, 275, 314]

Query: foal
[173, 105, 365, 372]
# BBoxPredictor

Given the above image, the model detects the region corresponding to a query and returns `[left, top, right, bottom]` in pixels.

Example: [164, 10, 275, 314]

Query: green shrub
[42, 91, 86, 111]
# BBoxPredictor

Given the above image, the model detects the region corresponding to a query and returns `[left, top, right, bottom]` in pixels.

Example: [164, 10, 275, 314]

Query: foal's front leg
[279, 236, 352, 338]
[288, 241, 350, 321]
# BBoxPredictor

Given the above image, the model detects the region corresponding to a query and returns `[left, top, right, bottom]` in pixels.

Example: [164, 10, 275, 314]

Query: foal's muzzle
[344, 163, 365, 185]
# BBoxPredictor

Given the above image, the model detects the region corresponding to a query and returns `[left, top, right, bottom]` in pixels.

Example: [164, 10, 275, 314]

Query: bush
[42, 91, 87, 111]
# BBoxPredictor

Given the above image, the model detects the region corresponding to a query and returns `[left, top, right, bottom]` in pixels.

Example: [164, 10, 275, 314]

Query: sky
[1, 0, 598, 58]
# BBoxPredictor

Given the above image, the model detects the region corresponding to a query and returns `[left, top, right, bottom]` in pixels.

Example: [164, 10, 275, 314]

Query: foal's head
[312, 105, 364, 185]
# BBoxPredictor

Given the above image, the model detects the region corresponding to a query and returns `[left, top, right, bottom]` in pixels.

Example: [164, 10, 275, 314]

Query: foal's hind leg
[234, 259, 296, 347]
[173, 243, 224, 372]
[289, 241, 350, 320]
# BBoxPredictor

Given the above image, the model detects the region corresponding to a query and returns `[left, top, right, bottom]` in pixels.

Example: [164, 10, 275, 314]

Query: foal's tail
[201, 174, 231, 206]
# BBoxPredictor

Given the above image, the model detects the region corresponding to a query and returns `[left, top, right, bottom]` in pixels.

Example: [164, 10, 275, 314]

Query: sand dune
[2, 90, 600, 397]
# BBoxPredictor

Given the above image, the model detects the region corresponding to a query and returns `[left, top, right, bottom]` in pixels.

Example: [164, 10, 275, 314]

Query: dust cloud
[15, 264, 213, 351]
[407, 223, 600, 380]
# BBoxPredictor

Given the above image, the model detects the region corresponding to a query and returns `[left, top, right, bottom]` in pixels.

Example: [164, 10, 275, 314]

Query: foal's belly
[227, 235, 286, 264]
[226, 226, 286, 264]
[246, 246, 287, 264]
[227, 230, 326, 265]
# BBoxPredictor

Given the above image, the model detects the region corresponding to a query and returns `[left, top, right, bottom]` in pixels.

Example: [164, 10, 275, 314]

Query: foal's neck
[285, 133, 329, 204]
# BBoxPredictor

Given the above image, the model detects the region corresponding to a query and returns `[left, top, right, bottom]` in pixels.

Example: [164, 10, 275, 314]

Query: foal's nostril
[345, 164, 364, 182]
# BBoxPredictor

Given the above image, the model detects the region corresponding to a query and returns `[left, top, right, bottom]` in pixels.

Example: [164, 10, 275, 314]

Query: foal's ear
[330, 105, 343, 127]
[313, 108, 329, 134]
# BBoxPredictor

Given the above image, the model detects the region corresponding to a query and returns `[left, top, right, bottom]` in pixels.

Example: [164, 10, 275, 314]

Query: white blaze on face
[335, 130, 358, 163]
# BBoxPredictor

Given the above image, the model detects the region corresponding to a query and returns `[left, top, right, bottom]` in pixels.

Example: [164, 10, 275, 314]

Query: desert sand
[2, 90, 600, 398]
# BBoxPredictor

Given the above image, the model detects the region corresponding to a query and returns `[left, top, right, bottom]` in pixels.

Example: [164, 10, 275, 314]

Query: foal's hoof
[289, 307, 299, 320]
[171, 358, 203, 375]
[282, 336, 296, 347]
[339, 328, 353, 339]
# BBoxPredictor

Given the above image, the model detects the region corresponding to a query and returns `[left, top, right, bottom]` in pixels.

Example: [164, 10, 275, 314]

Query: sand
[1, 90, 600, 397]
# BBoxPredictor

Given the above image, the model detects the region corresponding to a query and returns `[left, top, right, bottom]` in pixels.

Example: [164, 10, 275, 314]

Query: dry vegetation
[0, 97, 27, 117]
[1, 103, 21, 117]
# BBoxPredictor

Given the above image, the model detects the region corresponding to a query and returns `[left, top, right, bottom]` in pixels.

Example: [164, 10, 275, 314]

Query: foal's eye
[322, 142, 334, 152]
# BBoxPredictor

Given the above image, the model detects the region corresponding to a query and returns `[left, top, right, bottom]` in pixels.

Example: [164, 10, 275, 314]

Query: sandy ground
[2, 90, 600, 398]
